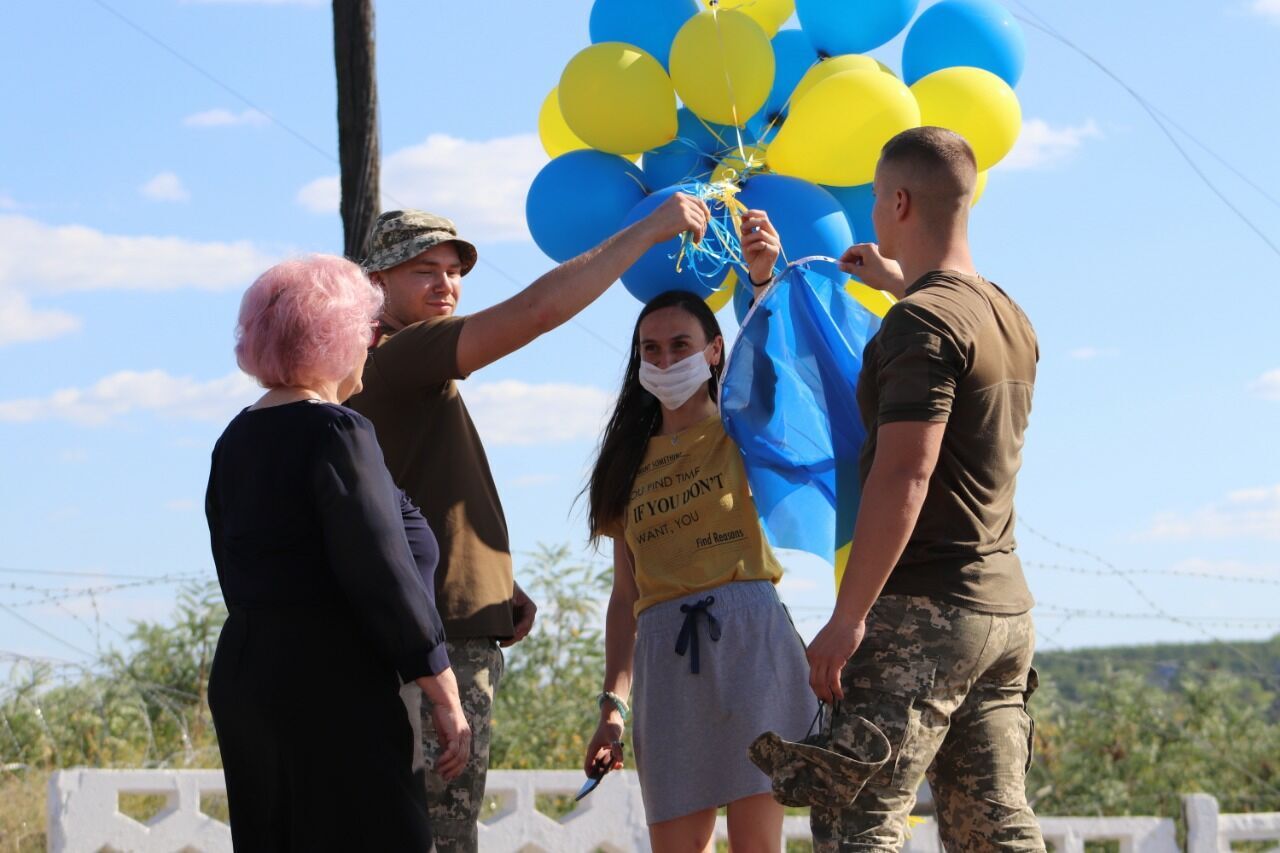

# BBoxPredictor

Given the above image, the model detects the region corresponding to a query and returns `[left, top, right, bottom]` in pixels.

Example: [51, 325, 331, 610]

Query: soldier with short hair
[804, 127, 1046, 852]
[346, 194, 710, 852]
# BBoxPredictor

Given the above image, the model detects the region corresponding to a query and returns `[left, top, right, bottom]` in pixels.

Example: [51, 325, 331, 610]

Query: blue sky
[1, 0, 1278, 669]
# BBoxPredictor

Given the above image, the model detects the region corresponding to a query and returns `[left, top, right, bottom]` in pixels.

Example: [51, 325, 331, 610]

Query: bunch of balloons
[525, 0, 1027, 315]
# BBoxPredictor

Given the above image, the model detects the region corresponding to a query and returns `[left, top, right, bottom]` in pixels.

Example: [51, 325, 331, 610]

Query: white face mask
[639, 347, 714, 411]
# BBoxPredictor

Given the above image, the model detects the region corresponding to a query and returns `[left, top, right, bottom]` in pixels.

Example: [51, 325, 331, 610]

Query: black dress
[205, 400, 448, 851]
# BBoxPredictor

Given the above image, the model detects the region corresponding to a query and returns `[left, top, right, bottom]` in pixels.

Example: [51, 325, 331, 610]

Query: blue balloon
[589, 0, 700, 69]
[526, 151, 648, 263]
[643, 109, 719, 188]
[823, 182, 877, 245]
[737, 174, 852, 279]
[764, 30, 819, 123]
[796, 0, 919, 56]
[620, 186, 732, 303]
[902, 0, 1025, 86]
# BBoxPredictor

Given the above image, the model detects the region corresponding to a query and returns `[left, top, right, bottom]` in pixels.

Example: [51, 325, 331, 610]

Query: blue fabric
[720, 264, 881, 565]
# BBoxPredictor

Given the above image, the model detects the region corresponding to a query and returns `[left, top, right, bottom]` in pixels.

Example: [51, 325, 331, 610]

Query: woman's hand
[740, 209, 781, 287]
[583, 713, 626, 777]
[417, 667, 473, 781]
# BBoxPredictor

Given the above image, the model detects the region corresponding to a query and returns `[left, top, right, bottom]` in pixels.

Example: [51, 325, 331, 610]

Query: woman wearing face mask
[582, 212, 817, 851]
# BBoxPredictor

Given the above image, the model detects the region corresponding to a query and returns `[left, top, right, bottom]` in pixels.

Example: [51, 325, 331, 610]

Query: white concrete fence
[48, 769, 1280, 853]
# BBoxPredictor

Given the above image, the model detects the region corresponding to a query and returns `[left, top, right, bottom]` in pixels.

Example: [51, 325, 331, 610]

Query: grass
[0, 770, 47, 853]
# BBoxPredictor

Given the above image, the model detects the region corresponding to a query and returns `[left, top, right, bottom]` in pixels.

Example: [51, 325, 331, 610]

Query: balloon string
[708, 2, 750, 166]
[673, 181, 749, 285]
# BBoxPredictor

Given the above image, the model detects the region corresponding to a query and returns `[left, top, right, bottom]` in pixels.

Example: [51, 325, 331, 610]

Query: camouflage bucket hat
[362, 210, 478, 276]
[749, 710, 892, 809]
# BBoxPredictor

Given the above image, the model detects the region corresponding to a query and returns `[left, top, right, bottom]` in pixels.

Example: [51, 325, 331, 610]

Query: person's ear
[708, 335, 725, 367]
[896, 188, 911, 221]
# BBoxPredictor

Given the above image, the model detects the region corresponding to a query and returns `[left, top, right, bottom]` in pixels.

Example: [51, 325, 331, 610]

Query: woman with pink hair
[205, 255, 469, 851]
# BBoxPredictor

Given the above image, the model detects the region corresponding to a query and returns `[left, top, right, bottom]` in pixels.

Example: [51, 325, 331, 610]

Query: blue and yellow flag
[720, 262, 888, 587]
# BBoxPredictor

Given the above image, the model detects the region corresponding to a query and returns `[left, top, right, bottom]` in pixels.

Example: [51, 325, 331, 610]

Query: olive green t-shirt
[345, 316, 515, 639]
[857, 271, 1037, 615]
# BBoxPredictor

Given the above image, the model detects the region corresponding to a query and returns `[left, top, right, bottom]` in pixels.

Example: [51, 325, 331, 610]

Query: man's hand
[839, 243, 906, 295]
[806, 611, 867, 704]
[740, 209, 781, 286]
[501, 581, 538, 648]
[637, 192, 711, 246]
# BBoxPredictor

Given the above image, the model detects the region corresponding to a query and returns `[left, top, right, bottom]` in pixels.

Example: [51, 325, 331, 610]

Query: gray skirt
[632, 580, 818, 824]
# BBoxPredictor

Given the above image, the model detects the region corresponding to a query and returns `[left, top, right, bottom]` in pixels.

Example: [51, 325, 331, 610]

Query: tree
[331, 0, 380, 261]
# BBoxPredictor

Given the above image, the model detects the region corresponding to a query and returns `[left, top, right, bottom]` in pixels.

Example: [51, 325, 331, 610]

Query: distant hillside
[1034, 633, 1280, 705]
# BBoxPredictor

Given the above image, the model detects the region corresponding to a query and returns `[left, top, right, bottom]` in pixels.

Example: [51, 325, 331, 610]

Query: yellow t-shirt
[612, 414, 783, 615]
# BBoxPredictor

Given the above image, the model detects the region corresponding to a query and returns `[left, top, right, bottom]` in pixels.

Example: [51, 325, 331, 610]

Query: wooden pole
[332, 0, 380, 261]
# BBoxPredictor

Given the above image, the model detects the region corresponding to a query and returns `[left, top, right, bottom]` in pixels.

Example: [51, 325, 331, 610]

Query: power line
[84, 0, 335, 166]
[1007, 1, 1280, 259]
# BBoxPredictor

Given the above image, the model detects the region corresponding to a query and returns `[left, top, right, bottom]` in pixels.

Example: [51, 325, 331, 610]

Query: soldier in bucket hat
[346, 194, 710, 853]
[804, 127, 1045, 851]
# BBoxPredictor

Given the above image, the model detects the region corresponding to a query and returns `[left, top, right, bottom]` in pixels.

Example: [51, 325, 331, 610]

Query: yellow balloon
[844, 280, 896, 318]
[704, 0, 794, 37]
[790, 55, 880, 108]
[971, 170, 989, 208]
[711, 143, 769, 184]
[559, 43, 678, 155]
[706, 271, 737, 313]
[768, 70, 920, 187]
[670, 10, 775, 126]
[910, 67, 1021, 171]
[537, 88, 588, 159]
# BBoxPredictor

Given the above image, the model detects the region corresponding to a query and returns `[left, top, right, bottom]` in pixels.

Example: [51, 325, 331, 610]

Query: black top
[205, 400, 449, 680]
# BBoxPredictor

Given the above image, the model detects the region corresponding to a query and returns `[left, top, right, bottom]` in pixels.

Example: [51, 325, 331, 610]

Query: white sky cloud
[0, 372, 614, 447]
[1002, 119, 1102, 171]
[0, 288, 82, 346]
[183, 108, 268, 128]
[0, 194, 18, 211]
[297, 133, 546, 243]
[1138, 484, 1280, 542]
[1251, 368, 1280, 400]
[1070, 347, 1100, 360]
[140, 172, 191, 203]
[1251, 0, 1280, 23]
[0, 370, 259, 426]
[0, 214, 278, 295]
[464, 380, 612, 446]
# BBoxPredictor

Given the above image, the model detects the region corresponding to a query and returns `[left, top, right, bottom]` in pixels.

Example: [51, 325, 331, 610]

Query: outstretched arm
[456, 194, 711, 376]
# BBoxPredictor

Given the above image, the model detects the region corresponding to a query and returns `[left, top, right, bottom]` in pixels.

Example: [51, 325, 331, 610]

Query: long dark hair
[584, 290, 725, 543]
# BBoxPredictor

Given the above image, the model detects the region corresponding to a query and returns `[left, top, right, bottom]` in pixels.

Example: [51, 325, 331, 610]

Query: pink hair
[235, 255, 383, 389]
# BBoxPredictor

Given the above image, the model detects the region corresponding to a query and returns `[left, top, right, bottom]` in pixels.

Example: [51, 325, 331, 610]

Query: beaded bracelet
[597, 691, 630, 723]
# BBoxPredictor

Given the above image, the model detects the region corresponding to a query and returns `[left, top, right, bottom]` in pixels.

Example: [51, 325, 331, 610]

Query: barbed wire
[1026, 560, 1280, 587]
[0, 572, 210, 609]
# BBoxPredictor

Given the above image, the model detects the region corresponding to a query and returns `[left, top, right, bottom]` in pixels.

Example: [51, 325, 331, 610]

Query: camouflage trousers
[400, 638, 503, 853]
[811, 595, 1044, 852]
